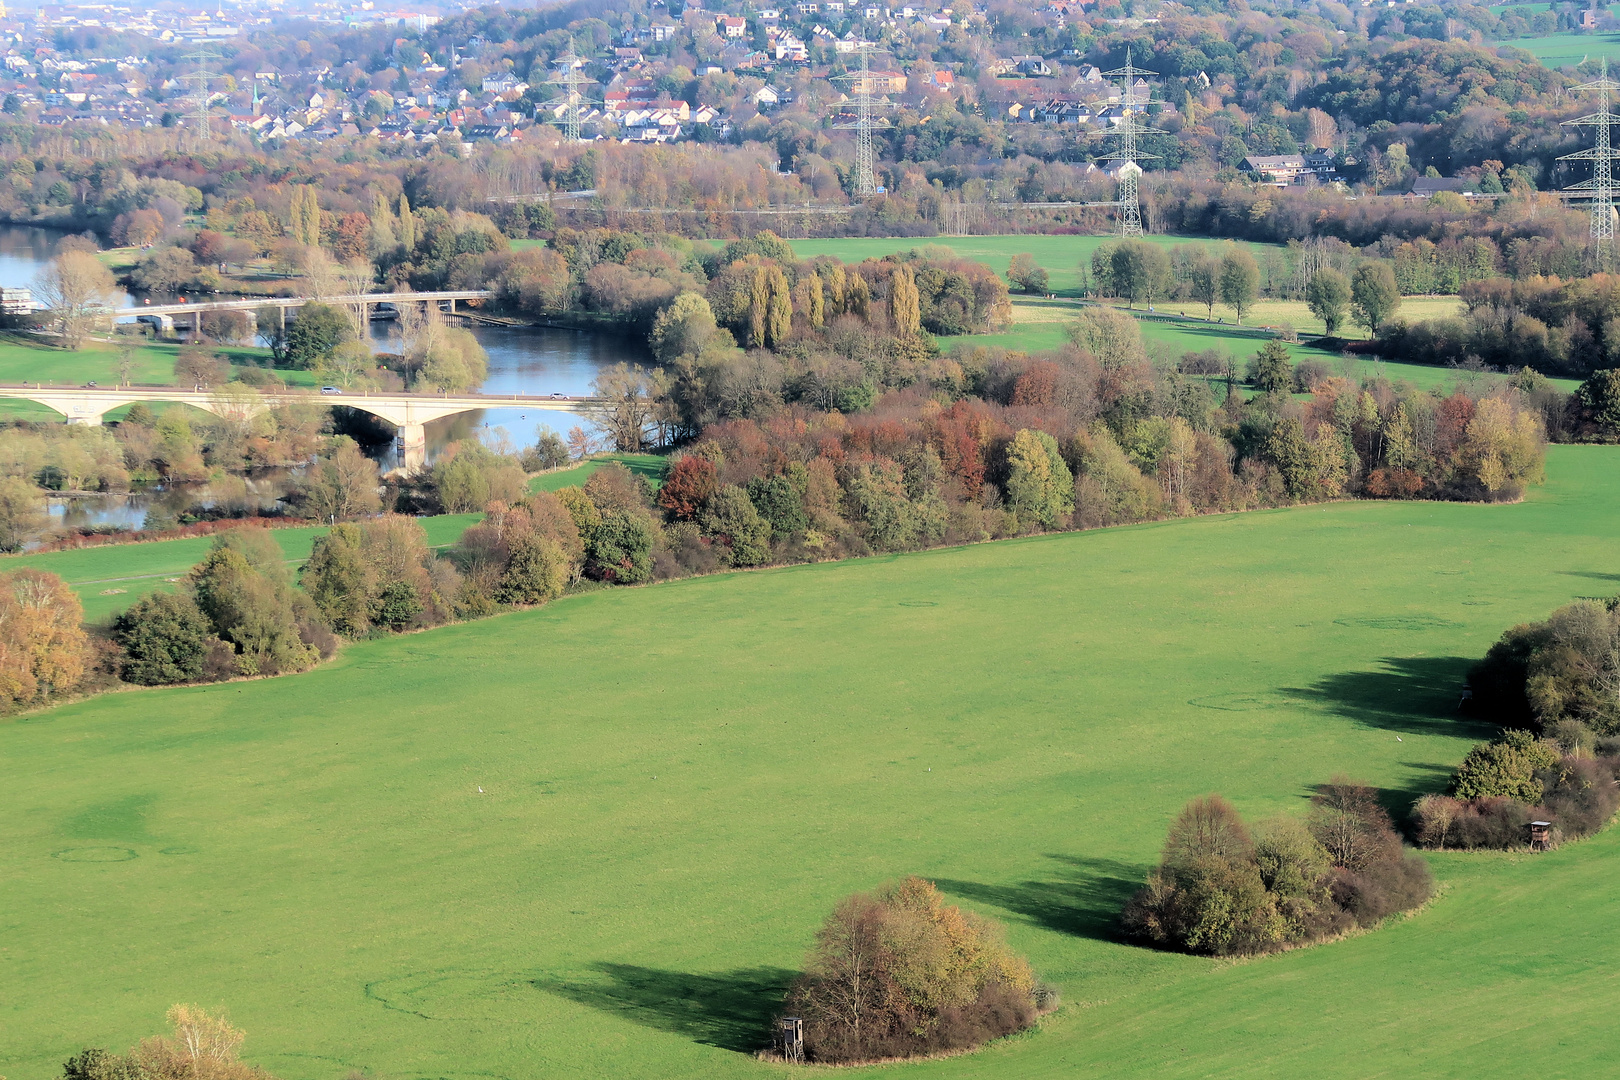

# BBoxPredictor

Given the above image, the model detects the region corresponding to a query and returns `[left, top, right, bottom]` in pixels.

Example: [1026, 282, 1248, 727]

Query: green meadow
[1493, 31, 1620, 67]
[3, 444, 1618, 1080]
[784, 234, 1283, 296]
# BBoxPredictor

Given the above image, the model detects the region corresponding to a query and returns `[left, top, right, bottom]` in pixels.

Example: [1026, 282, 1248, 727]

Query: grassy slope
[785, 234, 1283, 296]
[1492, 31, 1620, 66]
[2, 445, 1617, 1080]
[528, 451, 668, 493]
[944, 299, 1582, 394]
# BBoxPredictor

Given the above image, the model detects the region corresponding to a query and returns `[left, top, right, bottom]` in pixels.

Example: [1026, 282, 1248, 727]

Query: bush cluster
[1468, 598, 1620, 734]
[782, 877, 1042, 1064]
[1123, 783, 1433, 957]
[63, 1005, 274, 1080]
[113, 528, 337, 684]
[1412, 729, 1620, 850]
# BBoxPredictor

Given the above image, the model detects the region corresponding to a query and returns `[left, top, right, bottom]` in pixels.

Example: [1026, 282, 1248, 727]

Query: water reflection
[46, 470, 300, 532]
[364, 320, 648, 461]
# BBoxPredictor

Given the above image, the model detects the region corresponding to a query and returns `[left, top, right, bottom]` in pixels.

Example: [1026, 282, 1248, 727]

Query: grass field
[529, 451, 667, 493]
[2, 444, 1617, 1080]
[783, 235, 1284, 297]
[1491, 31, 1620, 66]
[943, 298, 1583, 394]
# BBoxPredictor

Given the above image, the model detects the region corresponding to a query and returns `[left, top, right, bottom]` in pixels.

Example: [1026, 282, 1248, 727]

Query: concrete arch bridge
[118, 290, 494, 335]
[0, 385, 600, 471]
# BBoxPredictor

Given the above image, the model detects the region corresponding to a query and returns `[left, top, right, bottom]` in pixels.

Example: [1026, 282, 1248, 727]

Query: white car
[320, 386, 341, 395]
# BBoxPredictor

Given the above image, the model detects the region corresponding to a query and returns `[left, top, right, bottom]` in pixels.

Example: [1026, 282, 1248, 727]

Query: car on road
[320, 386, 341, 395]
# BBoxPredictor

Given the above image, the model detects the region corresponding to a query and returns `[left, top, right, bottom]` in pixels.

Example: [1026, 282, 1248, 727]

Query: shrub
[1449, 729, 1560, 802]
[111, 591, 228, 685]
[0, 568, 90, 709]
[1126, 783, 1432, 956]
[783, 877, 1039, 1064]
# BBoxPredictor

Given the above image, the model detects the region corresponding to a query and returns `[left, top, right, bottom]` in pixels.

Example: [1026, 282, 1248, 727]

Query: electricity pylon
[182, 48, 222, 143]
[1100, 48, 1164, 237]
[547, 51, 598, 143]
[832, 45, 894, 198]
[1561, 56, 1620, 265]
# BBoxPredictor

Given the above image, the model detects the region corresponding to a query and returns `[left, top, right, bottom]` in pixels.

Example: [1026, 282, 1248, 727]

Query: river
[0, 225, 648, 528]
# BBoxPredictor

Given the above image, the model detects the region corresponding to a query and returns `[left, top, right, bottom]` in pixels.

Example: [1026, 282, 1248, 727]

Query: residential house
[1241, 153, 1306, 186]
[718, 15, 747, 37]
[1407, 176, 1481, 198]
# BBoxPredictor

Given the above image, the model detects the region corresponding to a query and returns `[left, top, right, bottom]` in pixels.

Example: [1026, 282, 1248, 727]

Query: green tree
[1350, 262, 1401, 335]
[111, 591, 221, 685]
[190, 545, 317, 676]
[1111, 241, 1173, 308]
[746, 472, 809, 536]
[282, 302, 352, 369]
[1577, 368, 1620, 434]
[1188, 256, 1219, 320]
[373, 578, 426, 628]
[300, 523, 372, 635]
[1304, 268, 1351, 337]
[700, 484, 772, 566]
[1219, 248, 1261, 325]
[586, 509, 655, 583]
[1005, 429, 1075, 529]
[1247, 340, 1294, 394]
[650, 292, 717, 361]
[1450, 729, 1561, 802]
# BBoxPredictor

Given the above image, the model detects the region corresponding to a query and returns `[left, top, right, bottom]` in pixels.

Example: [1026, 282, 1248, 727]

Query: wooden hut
[1528, 820, 1552, 851]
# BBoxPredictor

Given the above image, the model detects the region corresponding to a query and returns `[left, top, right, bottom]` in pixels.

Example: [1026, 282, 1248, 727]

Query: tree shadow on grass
[1557, 570, 1620, 584]
[935, 854, 1149, 943]
[1282, 655, 1494, 740]
[531, 963, 795, 1053]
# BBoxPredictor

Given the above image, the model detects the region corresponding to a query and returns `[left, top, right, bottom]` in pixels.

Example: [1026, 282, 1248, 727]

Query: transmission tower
[832, 45, 895, 198]
[182, 48, 222, 143]
[1100, 48, 1165, 237]
[1560, 56, 1620, 263]
[547, 51, 598, 143]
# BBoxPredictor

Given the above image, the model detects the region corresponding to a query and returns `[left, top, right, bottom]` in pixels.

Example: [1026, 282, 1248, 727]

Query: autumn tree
[657, 454, 719, 519]
[36, 250, 116, 348]
[784, 877, 1039, 1063]
[0, 568, 90, 709]
[1007, 252, 1049, 294]
[889, 265, 921, 337]
[298, 437, 381, 522]
[591, 363, 663, 451]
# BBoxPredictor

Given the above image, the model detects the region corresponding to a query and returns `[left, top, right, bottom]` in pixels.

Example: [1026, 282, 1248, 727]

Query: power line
[831, 45, 895, 198]
[1561, 56, 1620, 263]
[182, 48, 222, 143]
[1100, 47, 1164, 237]
[547, 50, 598, 143]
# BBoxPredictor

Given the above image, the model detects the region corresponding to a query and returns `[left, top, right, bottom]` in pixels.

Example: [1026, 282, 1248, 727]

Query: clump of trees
[1412, 728, 1620, 851]
[781, 877, 1045, 1064]
[300, 515, 453, 636]
[112, 528, 336, 684]
[63, 1004, 275, 1080]
[1414, 599, 1620, 849]
[1123, 784, 1433, 956]
[1468, 598, 1620, 734]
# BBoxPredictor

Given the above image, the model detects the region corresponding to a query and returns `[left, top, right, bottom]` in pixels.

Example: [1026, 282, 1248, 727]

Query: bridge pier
[395, 423, 427, 474]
